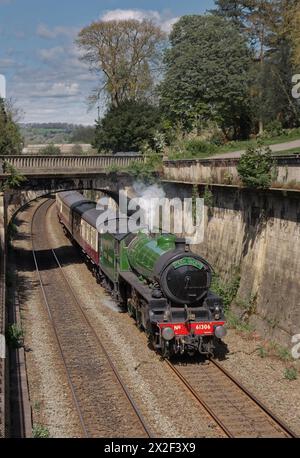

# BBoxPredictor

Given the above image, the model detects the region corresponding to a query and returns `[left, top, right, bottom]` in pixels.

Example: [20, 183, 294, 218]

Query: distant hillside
[19, 123, 95, 145]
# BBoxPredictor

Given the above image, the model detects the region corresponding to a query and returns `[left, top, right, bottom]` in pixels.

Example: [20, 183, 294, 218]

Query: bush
[237, 144, 276, 189]
[264, 120, 284, 138]
[6, 324, 24, 348]
[39, 143, 61, 155]
[210, 130, 226, 146]
[185, 139, 218, 157]
[71, 144, 84, 155]
[125, 153, 163, 184]
[211, 269, 240, 311]
[1, 163, 26, 191]
[203, 186, 214, 207]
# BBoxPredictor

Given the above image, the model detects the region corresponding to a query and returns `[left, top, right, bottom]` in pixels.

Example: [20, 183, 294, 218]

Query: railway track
[30, 197, 297, 439]
[166, 358, 297, 438]
[31, 198, 152, 438]
[0, 358, 4, 438]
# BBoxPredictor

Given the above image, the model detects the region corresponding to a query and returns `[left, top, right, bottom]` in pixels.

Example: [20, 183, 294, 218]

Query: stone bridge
[0, 154, 143, 175]
[0, 154, 144, 220]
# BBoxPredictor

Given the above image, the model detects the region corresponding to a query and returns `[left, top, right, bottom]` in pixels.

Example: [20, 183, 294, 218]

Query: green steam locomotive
[57, 191, 226, 357]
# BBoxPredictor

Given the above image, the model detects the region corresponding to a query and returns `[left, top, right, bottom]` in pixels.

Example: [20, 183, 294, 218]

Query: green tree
[71, 125, 95, 143]
[213, 1, 300, 131]
[1, 163, 26, 191]
[0, 98, 23, 155]
[237, 144, 276, 188]
[159, 15, 252, 139]
[77, 19, 166, 107]
[259, 40, 300, 128]
[93, 100, 162, 153]
[213, 0, 252, 28]
[284, 1, 300, 68]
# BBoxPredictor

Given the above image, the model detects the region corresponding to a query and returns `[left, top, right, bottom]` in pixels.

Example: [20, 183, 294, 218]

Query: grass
[284, 367, 298, 381]
[277, 346, 294, 362]
[166, 129, 300, 160]
[218, 131, 300, 153]
[271, 147, 300, 156]
[258, 346, 268, 358]
[32, 424, 50, 438]
[168, 141, 300, 160]
[32, 401, 41, 412]
[6, 324, 24, 349]
[256, 341, 294, 362]
[225, 310, 254, 333]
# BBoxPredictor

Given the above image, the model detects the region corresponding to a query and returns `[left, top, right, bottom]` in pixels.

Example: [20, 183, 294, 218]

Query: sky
[0, 0, 215, 125]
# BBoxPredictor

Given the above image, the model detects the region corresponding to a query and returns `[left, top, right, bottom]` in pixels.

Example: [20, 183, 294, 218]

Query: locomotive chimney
[175, 238, 188, 252]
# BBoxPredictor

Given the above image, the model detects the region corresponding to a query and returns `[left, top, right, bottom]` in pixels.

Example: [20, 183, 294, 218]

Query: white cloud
[38, 46, 65, 61]
[0, 57, 15, 68]
[101, 9, 161, 23]
[31, 82, 80, 98]
[7, 9, 179, 123]
[100, 9, 179, 33]
[37, 23, 77, 39]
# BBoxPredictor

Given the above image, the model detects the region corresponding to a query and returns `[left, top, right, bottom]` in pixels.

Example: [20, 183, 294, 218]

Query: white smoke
[133, 182, 166, 233]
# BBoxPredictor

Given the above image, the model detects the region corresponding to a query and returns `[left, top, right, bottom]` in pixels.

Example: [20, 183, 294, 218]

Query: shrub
[210, 130, 226, 146]
[71, 144, 84, 155]
[264, 120, 284, 138]
[185, 139, 218, 157]
[225, 310, 254, 333]
[211, 269, 240, 311]
[39, 143, 61, 155]
[1, 163, 26, 191]
[237, 144, 276, 189]
[126, 153, 162, 184]
[6, 324, 24, 348]
[203, 186, 214, 207]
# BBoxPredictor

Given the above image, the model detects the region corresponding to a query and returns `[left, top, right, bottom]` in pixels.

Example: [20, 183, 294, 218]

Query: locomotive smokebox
[127, 233, 212, 306]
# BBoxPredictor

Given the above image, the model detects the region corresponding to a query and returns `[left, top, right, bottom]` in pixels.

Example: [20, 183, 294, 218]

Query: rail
[31, 199, 152, 438]
[165, 359, 297, 438]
